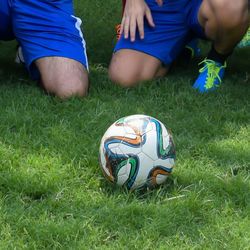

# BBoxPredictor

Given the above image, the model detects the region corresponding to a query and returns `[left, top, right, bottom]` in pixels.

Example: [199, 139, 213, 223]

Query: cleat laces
[198, 59, 226, 89]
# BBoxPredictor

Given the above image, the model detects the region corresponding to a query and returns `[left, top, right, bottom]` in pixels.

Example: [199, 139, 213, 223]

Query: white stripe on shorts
[72, 15, 89, 71]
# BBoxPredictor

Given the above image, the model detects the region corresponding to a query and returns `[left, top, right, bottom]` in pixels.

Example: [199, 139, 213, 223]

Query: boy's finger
[145, 9, 155, 28]
[137, 16, 145, 39]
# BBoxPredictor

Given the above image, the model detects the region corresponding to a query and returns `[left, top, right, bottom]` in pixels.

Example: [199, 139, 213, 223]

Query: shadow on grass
[0, 41, 37, 91]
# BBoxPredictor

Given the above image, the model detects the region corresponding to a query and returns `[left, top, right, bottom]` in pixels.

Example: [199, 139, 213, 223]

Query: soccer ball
[99, 114, 175, 190]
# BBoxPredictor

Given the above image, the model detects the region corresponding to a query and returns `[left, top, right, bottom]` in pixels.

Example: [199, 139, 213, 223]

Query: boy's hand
[121, 0, 163, 42]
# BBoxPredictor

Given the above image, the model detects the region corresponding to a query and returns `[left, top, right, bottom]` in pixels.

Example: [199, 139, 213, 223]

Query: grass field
[0, 1, 249, 249]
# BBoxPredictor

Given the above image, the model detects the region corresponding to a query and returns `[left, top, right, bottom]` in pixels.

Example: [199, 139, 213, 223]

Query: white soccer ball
[99, 114, 175, 190]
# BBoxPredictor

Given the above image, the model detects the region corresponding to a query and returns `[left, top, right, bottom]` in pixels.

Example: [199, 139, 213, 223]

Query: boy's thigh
[35, 56, 88, 84]
[11, 0, 88, 79]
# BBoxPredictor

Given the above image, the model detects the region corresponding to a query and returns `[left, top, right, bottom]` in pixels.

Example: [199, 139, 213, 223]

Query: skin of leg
[108, 49, 168, 88]
[35, 57, 89, 99]
[198, 0, 249, 54]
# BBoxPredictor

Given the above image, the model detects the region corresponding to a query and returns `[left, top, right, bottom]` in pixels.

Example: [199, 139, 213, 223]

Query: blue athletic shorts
[0, 0, 88, 79]
[114, 0, 206, 67]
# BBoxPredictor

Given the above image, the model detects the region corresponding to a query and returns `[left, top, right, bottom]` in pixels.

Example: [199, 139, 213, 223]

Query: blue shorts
[0, 0, 88, 78]
[114, 0, 206, 67]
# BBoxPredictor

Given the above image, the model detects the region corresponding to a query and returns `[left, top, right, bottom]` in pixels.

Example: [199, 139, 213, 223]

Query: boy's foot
[15, 45, 25, 64]
[175, 38, 201, 67]
[193, 59, 226, 93]
[185, 38, 201, 58]
[237, 27, 250, 48]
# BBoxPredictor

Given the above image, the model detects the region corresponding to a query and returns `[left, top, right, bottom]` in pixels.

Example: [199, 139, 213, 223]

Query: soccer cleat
[193, 59, 226, 93]
[176, 38, 201, 67]
[237, 27, 250, 48]
[185, 38, 201, 58]
[115, 24, 121, 40]
[15, 45, 25, 64]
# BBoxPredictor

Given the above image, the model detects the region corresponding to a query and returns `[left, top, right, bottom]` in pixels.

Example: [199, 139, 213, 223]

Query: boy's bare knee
[36, 57, 89, 98]
[55, 81, 88, 99]
[108, 66, 137, 88]
[42, 77, 89, 99]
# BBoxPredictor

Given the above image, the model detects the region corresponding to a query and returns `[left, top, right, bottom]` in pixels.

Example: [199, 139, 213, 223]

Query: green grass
[0, 2, 250, 249]
[74, 0, 121, 64]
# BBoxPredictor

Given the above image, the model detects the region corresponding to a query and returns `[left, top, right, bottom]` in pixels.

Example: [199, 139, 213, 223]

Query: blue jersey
[0, 0, 88, 78]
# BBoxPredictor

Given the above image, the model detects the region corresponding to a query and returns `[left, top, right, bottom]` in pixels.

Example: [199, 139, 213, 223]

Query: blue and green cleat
[237, 27, 250, 48]
[176, 38, 201, 66]
[193, 59, 226, 93]
[185, 38, 201, 58]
